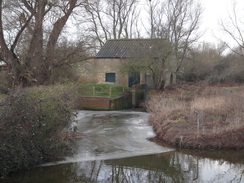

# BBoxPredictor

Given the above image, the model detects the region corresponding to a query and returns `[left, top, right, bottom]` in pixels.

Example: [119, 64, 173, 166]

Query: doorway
[128, 72, 140, 87]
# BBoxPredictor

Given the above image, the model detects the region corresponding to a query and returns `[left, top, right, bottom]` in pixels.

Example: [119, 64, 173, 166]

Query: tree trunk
[44, 0, 78, 83]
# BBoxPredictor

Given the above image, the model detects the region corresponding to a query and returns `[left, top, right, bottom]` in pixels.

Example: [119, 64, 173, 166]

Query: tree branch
[11, 13, 34, 52]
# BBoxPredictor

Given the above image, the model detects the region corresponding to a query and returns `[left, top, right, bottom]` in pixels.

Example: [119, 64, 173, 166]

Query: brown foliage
[147, 83, 244, 149]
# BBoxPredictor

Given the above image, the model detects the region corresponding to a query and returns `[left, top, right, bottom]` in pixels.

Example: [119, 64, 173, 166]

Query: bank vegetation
[0, 85, 78, 177]
[147, 83, 244, 150]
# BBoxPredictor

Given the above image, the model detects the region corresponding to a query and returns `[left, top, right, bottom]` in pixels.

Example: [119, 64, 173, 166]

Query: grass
[222, 86, 244, 90]
[191, 96, 226, 112]
[147, 83, 244, 149]
[79, 84, 130, 99]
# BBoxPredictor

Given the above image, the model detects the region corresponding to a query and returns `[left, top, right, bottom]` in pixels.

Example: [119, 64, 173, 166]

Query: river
[3, 111, 244, 183]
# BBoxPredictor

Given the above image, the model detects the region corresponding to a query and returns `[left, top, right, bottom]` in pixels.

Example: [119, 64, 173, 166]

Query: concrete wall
[77, 97, 111, 110]
[76, 93, 132, 110]
[110, 93, 132, 110]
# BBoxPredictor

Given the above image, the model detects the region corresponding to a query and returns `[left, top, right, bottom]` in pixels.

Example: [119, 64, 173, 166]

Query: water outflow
[45, 110, 173, 166]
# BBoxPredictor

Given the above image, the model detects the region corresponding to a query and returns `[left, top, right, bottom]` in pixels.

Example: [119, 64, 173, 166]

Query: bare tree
[81, 0, 140, 48]
[121, 40, 174, 90]
[0, 0, 82, 87]
[181, 42, 224, 81]
[146, 0, 203, 76]
[145, 0, 161, 38]
[219, 2, 244, 57]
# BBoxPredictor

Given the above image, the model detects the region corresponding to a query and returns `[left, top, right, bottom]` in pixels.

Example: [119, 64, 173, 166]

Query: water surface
[3, 111, 244, 183]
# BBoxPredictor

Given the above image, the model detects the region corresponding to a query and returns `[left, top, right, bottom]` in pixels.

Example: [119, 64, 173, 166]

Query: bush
[0, 85, 78, 177]
[206, 54, 244, 84]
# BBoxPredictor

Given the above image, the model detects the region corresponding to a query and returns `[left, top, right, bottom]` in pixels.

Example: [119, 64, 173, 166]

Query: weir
[44, 110, 173, 166]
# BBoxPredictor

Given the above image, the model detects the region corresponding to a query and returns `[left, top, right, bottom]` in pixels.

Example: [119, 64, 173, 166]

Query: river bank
[147, 83, 244, 150]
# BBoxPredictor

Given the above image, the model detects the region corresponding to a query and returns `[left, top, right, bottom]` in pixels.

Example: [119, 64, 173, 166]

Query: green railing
[79, 84, 130, 98]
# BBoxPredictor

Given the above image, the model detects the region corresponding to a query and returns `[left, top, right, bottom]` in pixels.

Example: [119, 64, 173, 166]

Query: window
[105, 73, 115, 82]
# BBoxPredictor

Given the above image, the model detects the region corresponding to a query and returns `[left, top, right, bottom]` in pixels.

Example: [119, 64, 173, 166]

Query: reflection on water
[4, 151, 244, 183]
[2, 111, 244, 183]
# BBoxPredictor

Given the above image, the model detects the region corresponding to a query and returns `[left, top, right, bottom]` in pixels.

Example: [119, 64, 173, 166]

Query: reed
[147, 83, 244, 149]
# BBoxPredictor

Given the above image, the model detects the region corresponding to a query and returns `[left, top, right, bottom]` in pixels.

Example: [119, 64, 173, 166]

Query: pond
[3, 111, 244, 183]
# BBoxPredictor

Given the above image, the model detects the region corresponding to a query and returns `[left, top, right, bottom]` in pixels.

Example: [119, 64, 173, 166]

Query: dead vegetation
[147, 83, 244, 150]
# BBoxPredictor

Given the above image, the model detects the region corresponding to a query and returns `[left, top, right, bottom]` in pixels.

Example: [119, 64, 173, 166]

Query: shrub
[0, 85, 78, 177]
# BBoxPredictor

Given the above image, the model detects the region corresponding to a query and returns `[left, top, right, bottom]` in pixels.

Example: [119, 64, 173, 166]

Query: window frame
[105, 72, 116, 82]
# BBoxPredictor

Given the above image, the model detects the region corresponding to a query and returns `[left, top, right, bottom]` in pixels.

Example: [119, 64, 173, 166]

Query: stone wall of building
[77, 58, 128, 86]
[76, 57, 175, 88]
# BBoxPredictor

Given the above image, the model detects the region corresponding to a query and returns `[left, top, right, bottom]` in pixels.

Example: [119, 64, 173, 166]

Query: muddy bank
[147, 83, 244, 150]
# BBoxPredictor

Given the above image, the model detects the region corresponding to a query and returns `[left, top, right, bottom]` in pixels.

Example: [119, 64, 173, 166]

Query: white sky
[137, 0, 244, 47]
[199, 0, 244, 46]
[68, 0, 244, 49]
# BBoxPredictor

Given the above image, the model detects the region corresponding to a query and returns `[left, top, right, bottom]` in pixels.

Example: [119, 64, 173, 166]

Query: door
[128, 72, 140, 87]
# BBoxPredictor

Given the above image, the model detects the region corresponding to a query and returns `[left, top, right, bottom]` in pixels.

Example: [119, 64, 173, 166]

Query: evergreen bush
[0, 85, 77, 177]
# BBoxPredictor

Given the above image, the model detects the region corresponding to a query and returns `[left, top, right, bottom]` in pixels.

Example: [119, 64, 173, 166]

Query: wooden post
[93, 86, 95, 96]
[132, 89, 136, 108]
[109, 86, 112, 97]
[194, 110, 200, 133]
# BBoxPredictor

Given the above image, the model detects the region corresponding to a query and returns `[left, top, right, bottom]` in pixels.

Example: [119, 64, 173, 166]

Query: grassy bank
[147, 83, 244, 150]
[0, 85, 78, 177]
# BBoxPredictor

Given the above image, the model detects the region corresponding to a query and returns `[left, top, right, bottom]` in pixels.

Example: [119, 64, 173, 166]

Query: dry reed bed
[147, 84, 244, 149]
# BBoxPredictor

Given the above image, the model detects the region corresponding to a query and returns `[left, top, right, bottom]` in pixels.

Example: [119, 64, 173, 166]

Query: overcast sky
[137, 0, 244, 47]
[199, 0, 244, 46]
[68, 0, 244, 49]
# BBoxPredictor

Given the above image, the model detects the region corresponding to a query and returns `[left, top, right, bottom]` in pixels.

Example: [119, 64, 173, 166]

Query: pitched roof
[96, 39, 166, 58]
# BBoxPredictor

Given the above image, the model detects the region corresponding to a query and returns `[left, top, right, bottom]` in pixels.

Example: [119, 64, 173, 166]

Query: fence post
[144, 84, 147, 103]
[132, 88, 136, 108]
[109, 86, 112, 97]
[194, 110, 200, 133]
